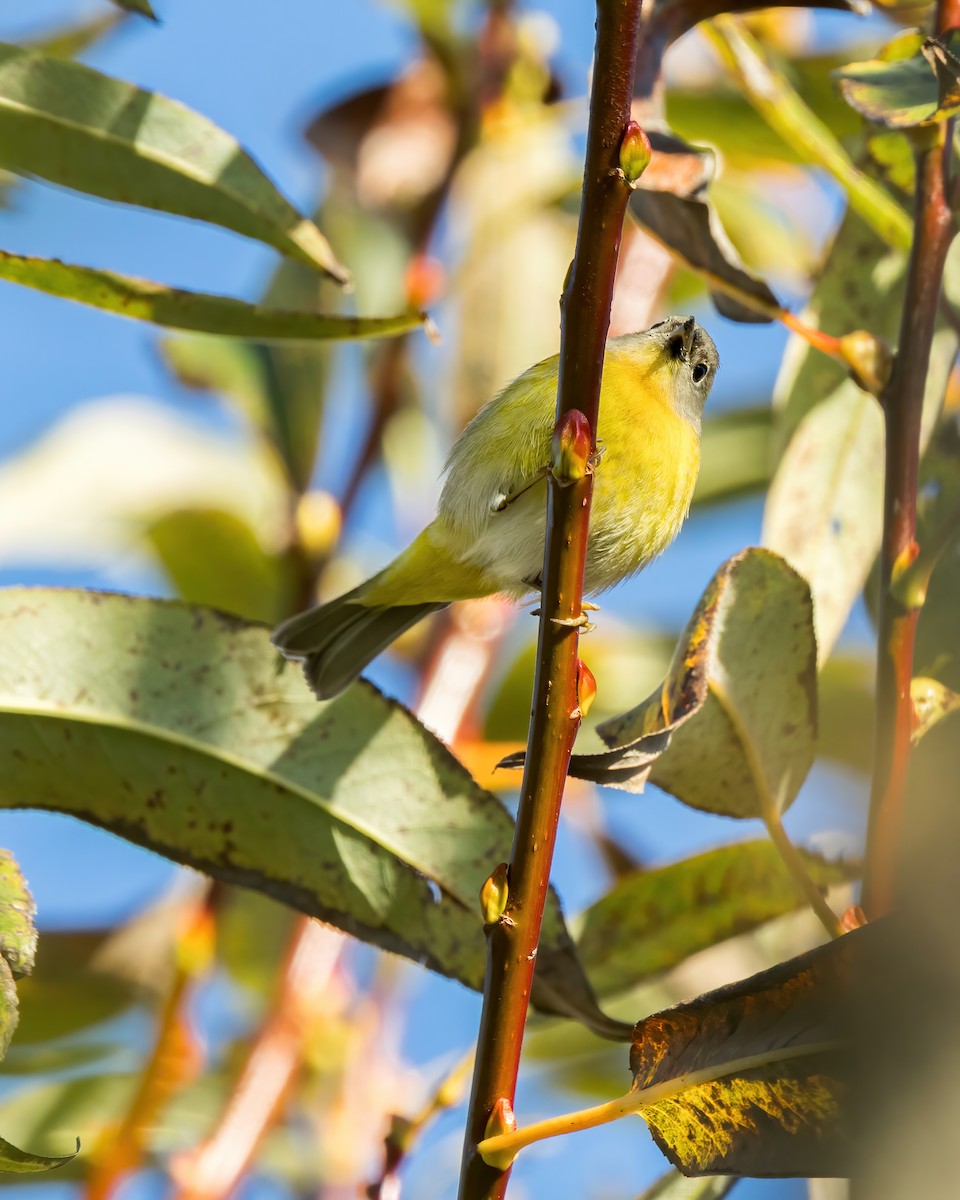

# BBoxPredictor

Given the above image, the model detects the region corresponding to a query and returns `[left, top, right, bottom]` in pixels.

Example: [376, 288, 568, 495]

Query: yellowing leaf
[566, 549, 816, 819]
[836, 32, 960, 129]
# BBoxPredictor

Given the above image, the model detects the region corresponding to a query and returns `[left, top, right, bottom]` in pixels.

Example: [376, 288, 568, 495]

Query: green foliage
[0, 1, 956, 1196]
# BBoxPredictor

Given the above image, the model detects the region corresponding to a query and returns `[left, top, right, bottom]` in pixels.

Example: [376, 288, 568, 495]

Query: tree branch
[456, 3, 644, 1197]
[863, 3, 958, 917]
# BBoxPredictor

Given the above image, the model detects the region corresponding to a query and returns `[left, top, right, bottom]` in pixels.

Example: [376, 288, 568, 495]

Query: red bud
[576, 659, 598, 718]
[551, 409, 592, 484]
[619, 120, 652, 184]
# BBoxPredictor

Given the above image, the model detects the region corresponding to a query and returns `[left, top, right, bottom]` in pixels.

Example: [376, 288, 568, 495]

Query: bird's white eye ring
[692, 362, 708, 383]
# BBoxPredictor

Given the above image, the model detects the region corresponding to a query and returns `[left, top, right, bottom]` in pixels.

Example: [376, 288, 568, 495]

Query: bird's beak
[681, 316, 697, 358]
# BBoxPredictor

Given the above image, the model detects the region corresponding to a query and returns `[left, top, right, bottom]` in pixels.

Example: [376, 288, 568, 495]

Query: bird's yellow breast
[585, 351, 701, 592]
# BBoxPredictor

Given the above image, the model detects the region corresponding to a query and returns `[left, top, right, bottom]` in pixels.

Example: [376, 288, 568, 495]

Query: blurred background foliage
[0, 0, 956, 1197]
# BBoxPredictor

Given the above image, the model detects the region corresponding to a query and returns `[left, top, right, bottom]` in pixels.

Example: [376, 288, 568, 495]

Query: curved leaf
[575, 841, 856, 998]
[0, 44, 347, 281]
[836, 32, 960, 129]
[0, 251, 422, 341]
[0, 1135, 78, 1174]
[567, 549, 817, 819]
[0, 589, 623, 1038]
[763, 211, 957, 658]
[629, 927, 868, 1177]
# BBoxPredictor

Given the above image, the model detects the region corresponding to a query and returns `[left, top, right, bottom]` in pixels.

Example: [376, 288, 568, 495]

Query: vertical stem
[863, 3, 957, 916]
[456, 3, 643, 1198]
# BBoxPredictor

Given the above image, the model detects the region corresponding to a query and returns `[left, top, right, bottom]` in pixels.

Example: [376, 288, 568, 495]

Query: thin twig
[863, 1, 958, 917]
[456, 3, 644, 1197]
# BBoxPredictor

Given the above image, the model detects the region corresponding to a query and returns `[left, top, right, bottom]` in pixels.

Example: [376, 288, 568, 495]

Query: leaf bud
[551, 409, 592, 484]
[619, 120, 652, 184]
[838, 329, 893, 396]
[576, 659, 597, 718]
[480, 1097, 518, 1171]
[479, 862, 510, 926]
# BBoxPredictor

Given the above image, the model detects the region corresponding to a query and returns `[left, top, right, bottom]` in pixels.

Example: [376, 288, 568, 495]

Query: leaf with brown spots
[628, 926, 867, 1177]
[567, 549, 817, 818]
[0, 589, 626, 1040]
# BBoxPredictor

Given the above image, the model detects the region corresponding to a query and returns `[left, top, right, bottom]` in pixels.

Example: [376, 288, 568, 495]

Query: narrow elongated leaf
[630, 926, 870, 1176]
[27, 12, 126, 58]
[0, 1136, 78, 1174]
[575, 842, 856, 998]
[567, 549, 817, 819]
[629, 186, 778, 324]
[0, 251, 421, 341]
[836, 32, 960, 129]
[763, 211, 957, 658]
[0, 590, 624, 1038]
[0, 44, 347, 281]
[147, 508, 295, 624]
[111, 0, 157, 16]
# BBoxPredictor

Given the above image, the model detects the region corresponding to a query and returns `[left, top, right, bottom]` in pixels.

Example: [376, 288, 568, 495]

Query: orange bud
[838, 329, 893, 396]
[576, 659, 597, 718]
[405, 254, 445, 310]
[551, 409, 592, 484]
[619, 120, 652, 184]
[479, 862, 509, 926]
[841, 904, 868, 932]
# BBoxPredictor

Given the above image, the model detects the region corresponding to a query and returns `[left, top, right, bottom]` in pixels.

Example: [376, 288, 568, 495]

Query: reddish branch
[863, 0, 959, 916]
[456, 3, 644, 1198]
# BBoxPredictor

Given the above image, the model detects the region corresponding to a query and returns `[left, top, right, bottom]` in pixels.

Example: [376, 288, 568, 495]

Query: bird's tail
[271, 581, 447, 700]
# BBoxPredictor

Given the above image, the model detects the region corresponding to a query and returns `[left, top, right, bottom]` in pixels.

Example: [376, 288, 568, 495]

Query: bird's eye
[692, 362, 708, 383]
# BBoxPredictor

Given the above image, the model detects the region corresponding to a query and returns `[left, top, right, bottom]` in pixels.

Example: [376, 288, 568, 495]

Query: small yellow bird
[273, 315, 718, 698]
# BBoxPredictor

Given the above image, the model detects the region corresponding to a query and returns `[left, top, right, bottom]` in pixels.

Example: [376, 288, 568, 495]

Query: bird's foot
[582, 601, 600, 611]
[551, 613, 596, 632]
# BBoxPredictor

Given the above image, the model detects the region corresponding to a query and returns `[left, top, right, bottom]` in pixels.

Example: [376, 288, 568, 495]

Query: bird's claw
[551, 614, 595, 632]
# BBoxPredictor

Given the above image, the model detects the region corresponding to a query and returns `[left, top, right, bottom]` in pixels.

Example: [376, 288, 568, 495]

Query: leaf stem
[456, 3, 644, 1197]
[476, 1041, 843, 1166]
[708, 678, 842, 941]
[863, 109, 955, 917]
[762, 807, 843, 940]
[702, 17, 913, 253]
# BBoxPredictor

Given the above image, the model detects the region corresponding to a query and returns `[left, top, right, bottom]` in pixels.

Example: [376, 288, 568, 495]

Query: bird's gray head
[615, 315, 719, 431]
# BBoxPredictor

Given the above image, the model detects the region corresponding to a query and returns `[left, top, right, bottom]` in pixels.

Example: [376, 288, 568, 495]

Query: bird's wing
[438, 355, 558, 538]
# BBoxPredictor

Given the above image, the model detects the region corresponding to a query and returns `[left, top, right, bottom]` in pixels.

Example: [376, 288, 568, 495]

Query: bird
[272, 314, 719, 698]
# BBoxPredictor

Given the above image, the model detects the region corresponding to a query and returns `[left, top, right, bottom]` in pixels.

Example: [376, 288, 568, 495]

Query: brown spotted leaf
[567, 549, 817, 818]
[629, 925, 871, 1176]
[0, 588, 626, 1040]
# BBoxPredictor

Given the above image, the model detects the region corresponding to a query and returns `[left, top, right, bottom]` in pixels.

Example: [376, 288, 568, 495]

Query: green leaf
[0, 251, 422, 341]
[146, 508, 295, 624]
[836, 32, 960, 129]
[574, 841, 856, 999]
[26, 12, 127, 58]
[0, 1136, 78, 1174]
[692, 408, 771, 509]
[110, 0, 157, 17]
[638, 1170, 739, 1200]
[0, 589, 624, 1039]
[762, 211, 957, 659]
[629, 926, 868, 1176]
[0, 851, 36, 980]
[911, 677, 960, 744]
[568, 549, 817, 818]
[0, 44, 347, 281]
